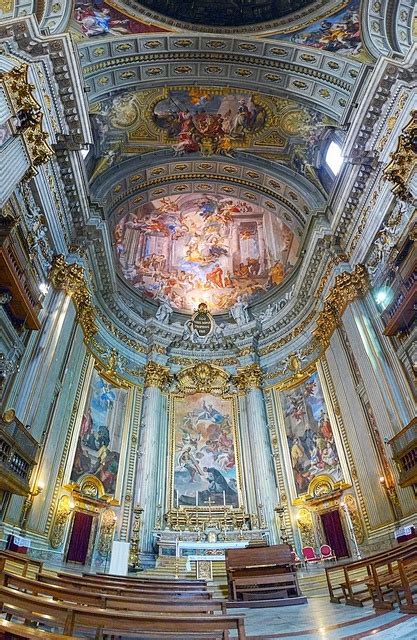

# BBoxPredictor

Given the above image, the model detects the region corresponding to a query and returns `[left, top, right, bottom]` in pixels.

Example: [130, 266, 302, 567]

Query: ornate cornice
[312, 264, 369, 348]
[234, 363, 263, 391]
[384, 110, 417, 203]
[0, 64, 53, 172]
[144, 360, 171, 389]
[49, 255, 98, 342]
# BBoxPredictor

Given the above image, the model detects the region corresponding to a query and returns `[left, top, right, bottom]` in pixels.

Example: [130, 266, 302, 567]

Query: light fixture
[39, 282, 49, 296]
[379, 476, 386, 484]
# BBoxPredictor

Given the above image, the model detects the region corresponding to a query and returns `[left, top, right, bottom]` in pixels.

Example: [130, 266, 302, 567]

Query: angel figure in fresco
[75, 4, 129, 37]
[179, 447, 204, 483]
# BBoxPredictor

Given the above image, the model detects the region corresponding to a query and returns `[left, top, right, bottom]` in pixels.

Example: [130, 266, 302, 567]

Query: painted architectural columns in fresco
[236, 365, 279, 542]
[135, 361, 171, 557]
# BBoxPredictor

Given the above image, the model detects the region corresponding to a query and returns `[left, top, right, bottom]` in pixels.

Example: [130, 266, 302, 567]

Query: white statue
[229, 296, 250, 326]
[258, 303, 277, 323]
[155, 295, 173, 324]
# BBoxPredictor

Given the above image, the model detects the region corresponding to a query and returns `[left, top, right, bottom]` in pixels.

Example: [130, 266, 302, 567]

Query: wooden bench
[1, 572, 226, 614]
[64, 571, 207, 591]
[89, 572, 207, 587]
[0, 552, 43, 578]
[393, 555, 417, 613]
[226, 544, 301, 603]
[0, 585, 246, 639]
[38, 572, 212, 599]
[325, 538, 417, 606]
[232, 574, 300, 601]
[0, 618, 77, 640]
[364, 548, 417, 610]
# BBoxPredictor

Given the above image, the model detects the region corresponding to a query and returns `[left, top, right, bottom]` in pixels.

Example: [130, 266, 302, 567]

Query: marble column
[135, 361, 170, 559]
[236, 364, 279, 543]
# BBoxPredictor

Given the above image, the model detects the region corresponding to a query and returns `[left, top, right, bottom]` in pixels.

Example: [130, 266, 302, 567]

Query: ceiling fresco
[89, 87, 336, 185]
[273, 0, 369, 61]
[72, 0, 168, 40]
[129, 0, 318, 27]
[113, 193, 299, 312]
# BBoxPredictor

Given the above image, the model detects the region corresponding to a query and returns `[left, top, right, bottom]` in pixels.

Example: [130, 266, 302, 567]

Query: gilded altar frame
[166, 363, 244, 514]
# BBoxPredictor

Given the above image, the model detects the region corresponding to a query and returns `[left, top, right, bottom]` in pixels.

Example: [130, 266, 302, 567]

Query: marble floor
[234, 597, 417, 639]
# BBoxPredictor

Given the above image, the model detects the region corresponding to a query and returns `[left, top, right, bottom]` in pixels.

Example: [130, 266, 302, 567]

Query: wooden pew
[38, 572, 212, 598]
[1, 572, 226, 614]
[226, 544, 302, 602]
[62, 571, 207, 591]
[392, 555, 417, 613]
[89, 571, 207, 587]
[0, 585, 247, 639]
[0, 618, 78, 640]
[0, 551, 43, 578]
[365, 548, 417, 610]
[325, 538, 417, 606]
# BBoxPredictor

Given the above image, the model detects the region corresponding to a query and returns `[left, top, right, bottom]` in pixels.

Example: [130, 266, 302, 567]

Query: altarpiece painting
[171, 392, 239, 508]
[280, 370, 343, 496]
[70, 369, 128, 496]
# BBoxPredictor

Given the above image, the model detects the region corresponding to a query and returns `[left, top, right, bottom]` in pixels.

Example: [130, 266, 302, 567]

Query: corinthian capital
[234, 363, 263, 391]
[144, 361, 171, 389]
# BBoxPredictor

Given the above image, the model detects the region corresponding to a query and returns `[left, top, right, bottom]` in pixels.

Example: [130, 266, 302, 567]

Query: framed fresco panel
[170, 392, 240, 508]
[69, 369, 129, 497]
[279, 370, 344, 497]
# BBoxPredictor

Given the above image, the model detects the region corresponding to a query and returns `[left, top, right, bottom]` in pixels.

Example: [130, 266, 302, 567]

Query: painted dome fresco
[114, 194, 299, 313]
[133, 0, 318, 27]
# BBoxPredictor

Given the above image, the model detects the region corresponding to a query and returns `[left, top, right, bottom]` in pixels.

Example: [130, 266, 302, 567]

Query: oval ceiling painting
[114, 194, 299, 313]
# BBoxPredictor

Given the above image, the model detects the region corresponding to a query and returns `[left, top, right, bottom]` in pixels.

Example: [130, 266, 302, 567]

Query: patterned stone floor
[232, 597, 417, 639]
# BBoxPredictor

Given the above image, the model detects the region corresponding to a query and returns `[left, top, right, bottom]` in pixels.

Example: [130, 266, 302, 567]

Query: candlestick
[195, 492, 198, 506]
[223, 491, 226, 506]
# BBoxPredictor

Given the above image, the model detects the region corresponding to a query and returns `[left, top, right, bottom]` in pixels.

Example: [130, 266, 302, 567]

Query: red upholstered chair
[320, 544, 337, 562]
[302, 546, 321, 565]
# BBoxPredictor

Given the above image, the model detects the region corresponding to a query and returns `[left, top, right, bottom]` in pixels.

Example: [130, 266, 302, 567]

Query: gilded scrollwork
[344, 494, 365, 545]
[384, 111, 417, 202]
[144, 360, 171, 389]
[313, 265, 369, 348]
[234, 363, 263, 391]
[0, 65, 53, 171]
[97, 507, 117, 556]
[297, 507, 316, 549]
[49, 255, 98, 342]
[50, 495, 73, 549]
[176, 362, 230, 395]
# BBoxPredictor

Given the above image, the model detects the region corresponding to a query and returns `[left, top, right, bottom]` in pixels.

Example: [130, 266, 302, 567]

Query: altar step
[297, 569, 329, 597]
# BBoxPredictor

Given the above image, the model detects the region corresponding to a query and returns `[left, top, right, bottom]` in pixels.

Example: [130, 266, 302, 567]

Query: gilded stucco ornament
[49, 255, 98, 342]
[234, 363, 263, 391]
[50, 495, 73, 549]
[0, 65, 53, 172]
[144, 360, 171, 389]
[313, 265, 369, 348]
[297, 507, 316, 548]
[176, 362, 229, 395]
[384, 111, 417, 202]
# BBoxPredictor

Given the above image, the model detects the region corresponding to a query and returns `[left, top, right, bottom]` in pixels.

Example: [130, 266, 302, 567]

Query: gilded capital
[0, 65, 53, 170]
[144, 361, 171, 389]
[234, 363, 263, 391]
[313, 264, 369, 348]
[384, 110, 417, 202]
[49, 254, 97, 341]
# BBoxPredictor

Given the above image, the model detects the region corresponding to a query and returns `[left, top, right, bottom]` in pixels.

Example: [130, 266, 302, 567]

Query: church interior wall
[0, 0, 415, 582]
